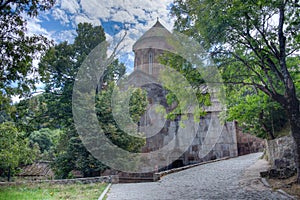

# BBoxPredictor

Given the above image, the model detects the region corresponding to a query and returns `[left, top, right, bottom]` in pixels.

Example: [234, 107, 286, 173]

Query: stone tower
[132, 19, 173, 79]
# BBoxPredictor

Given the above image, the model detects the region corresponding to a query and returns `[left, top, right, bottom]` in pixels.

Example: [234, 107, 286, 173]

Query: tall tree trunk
[278, 3, 300, 183]
[292, 130, 300, 184]
[7, 166, 11, 182]
[286, 97, 300, 184]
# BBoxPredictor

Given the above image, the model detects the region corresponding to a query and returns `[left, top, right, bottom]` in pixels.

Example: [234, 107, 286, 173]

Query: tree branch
[253, 13, 280, 59]
[278, 2, 296, 94]
[0, 0, 13, 10]
[230, 52, 268, 86]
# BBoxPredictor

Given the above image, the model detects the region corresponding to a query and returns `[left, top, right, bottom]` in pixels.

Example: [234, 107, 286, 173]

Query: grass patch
[0, 182, 108, 200]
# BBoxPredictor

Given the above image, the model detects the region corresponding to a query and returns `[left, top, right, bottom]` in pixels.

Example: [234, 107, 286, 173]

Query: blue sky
[26, 0, 175, 72]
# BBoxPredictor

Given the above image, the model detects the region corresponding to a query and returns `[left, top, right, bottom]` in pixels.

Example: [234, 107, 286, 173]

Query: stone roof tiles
[133, 20, 174, 51]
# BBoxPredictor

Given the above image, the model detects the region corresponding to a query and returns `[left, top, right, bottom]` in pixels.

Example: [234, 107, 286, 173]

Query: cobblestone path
[106, 153, 293, 200]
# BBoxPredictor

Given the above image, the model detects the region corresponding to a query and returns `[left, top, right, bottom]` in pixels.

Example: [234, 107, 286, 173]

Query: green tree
[51, 126, 106, 178]
[40, 23, 144, 177]
[172, 0, 300, 182]
[226, 85, 287, 139]
[12, 94, 50, 134]
[39, 23, 108, 178]
[29, 128, 61, 154]
[0, 0, 54, 99]
[96, 82, 147, 153]
[159, 53, 210, 120]
[39, 23, 125, 128]
[0, 122, 39, 181]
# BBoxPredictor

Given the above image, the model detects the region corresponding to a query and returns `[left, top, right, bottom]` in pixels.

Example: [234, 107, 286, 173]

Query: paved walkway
[106, 153, 292, 200]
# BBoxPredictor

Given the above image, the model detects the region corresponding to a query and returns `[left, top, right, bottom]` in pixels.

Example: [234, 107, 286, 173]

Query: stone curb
[260, 176, 297, 199]
[277, 189, 298, 200]
[260, 178, 271, 188]
[153, 156, 231, 181]
[98, 183, 112, 200]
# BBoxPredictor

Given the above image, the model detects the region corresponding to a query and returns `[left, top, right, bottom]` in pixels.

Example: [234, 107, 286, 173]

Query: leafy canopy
[171, 0, 300, 129]
[39, 22, 147, 177]
[172, 0, 300, 183]
[171, 0, 299, 99]
[0, 0, 54, 98]
[0, 122, 39, 180]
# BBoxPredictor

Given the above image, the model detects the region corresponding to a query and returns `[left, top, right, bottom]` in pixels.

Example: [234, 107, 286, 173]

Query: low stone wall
[0, 175, 119, 186]
[266, 136, 296, 178]
[235, 123, 265, 156]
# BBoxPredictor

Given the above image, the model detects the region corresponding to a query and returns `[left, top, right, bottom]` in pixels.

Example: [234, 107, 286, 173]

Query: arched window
[149, 51, 153, 75]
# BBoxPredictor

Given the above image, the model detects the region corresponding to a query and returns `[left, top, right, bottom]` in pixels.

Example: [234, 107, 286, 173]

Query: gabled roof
[119, 69, 160, 90]
[132, 20, 174, 51]
[18, 161, 54, 177]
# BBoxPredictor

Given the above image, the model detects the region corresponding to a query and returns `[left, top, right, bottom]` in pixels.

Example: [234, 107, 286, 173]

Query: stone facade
[266, 136, 296, 178]
[133, 48, 165, 78]
[188, 117, 238, 163]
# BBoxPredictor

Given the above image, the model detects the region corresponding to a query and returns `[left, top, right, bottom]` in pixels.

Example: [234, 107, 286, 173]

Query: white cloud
[53, 29, 77, 44]
[74, 15, 101, 26]
[110, 10, 134, 22]
[25, 17, 53, 40]
[76, 1, 174, 51]
[80, 0, 110, 19]
[51, 0, 175, 37]
[38, 0, 175, 71]
[61, 0, 80, 14]
[52, 8, 70, 25]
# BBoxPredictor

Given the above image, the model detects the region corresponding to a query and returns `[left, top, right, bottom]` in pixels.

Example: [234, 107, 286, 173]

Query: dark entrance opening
[171, 159, 184, 168]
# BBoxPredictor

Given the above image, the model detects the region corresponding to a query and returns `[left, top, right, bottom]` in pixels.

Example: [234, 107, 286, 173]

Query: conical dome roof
[132, 20, 174, 51]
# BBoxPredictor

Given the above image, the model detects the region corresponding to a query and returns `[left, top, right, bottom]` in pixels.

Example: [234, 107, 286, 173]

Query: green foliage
[29, 128, 62, 154]
[159, 53, 205, 89]
[158, 53, 210, 121]
[39, 23, 124, 128]
[0, 3, 55, 172]
[38, 23, 109, 178]
[171, 0, 300, 138]
[29, 129, 53, 153]
[39, 22, 145, 178]
[51, 127, 106, 178]
[287, 56, 300, 98]
[0, 122, 39, 180]
[171, 0, 300, 89]
[129, 88, 148, 123]
[172, 0, 300, 50]
[0, 95, 14, 123]
[225, 85, 287, 139]
[96, 83, 146, 153]
[0, 0, 54, 99]
[12, 94, 50, 133]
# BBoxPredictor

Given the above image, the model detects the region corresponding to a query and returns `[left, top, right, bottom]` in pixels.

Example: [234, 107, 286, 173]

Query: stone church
[123, 19, 264, 171]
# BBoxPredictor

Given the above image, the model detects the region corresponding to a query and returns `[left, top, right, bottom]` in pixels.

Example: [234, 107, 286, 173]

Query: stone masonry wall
[138, 82, 238, 170]
[184, 114, 238, 165]
[236, 123, 265, 156]
[266, 136, 296, 178]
